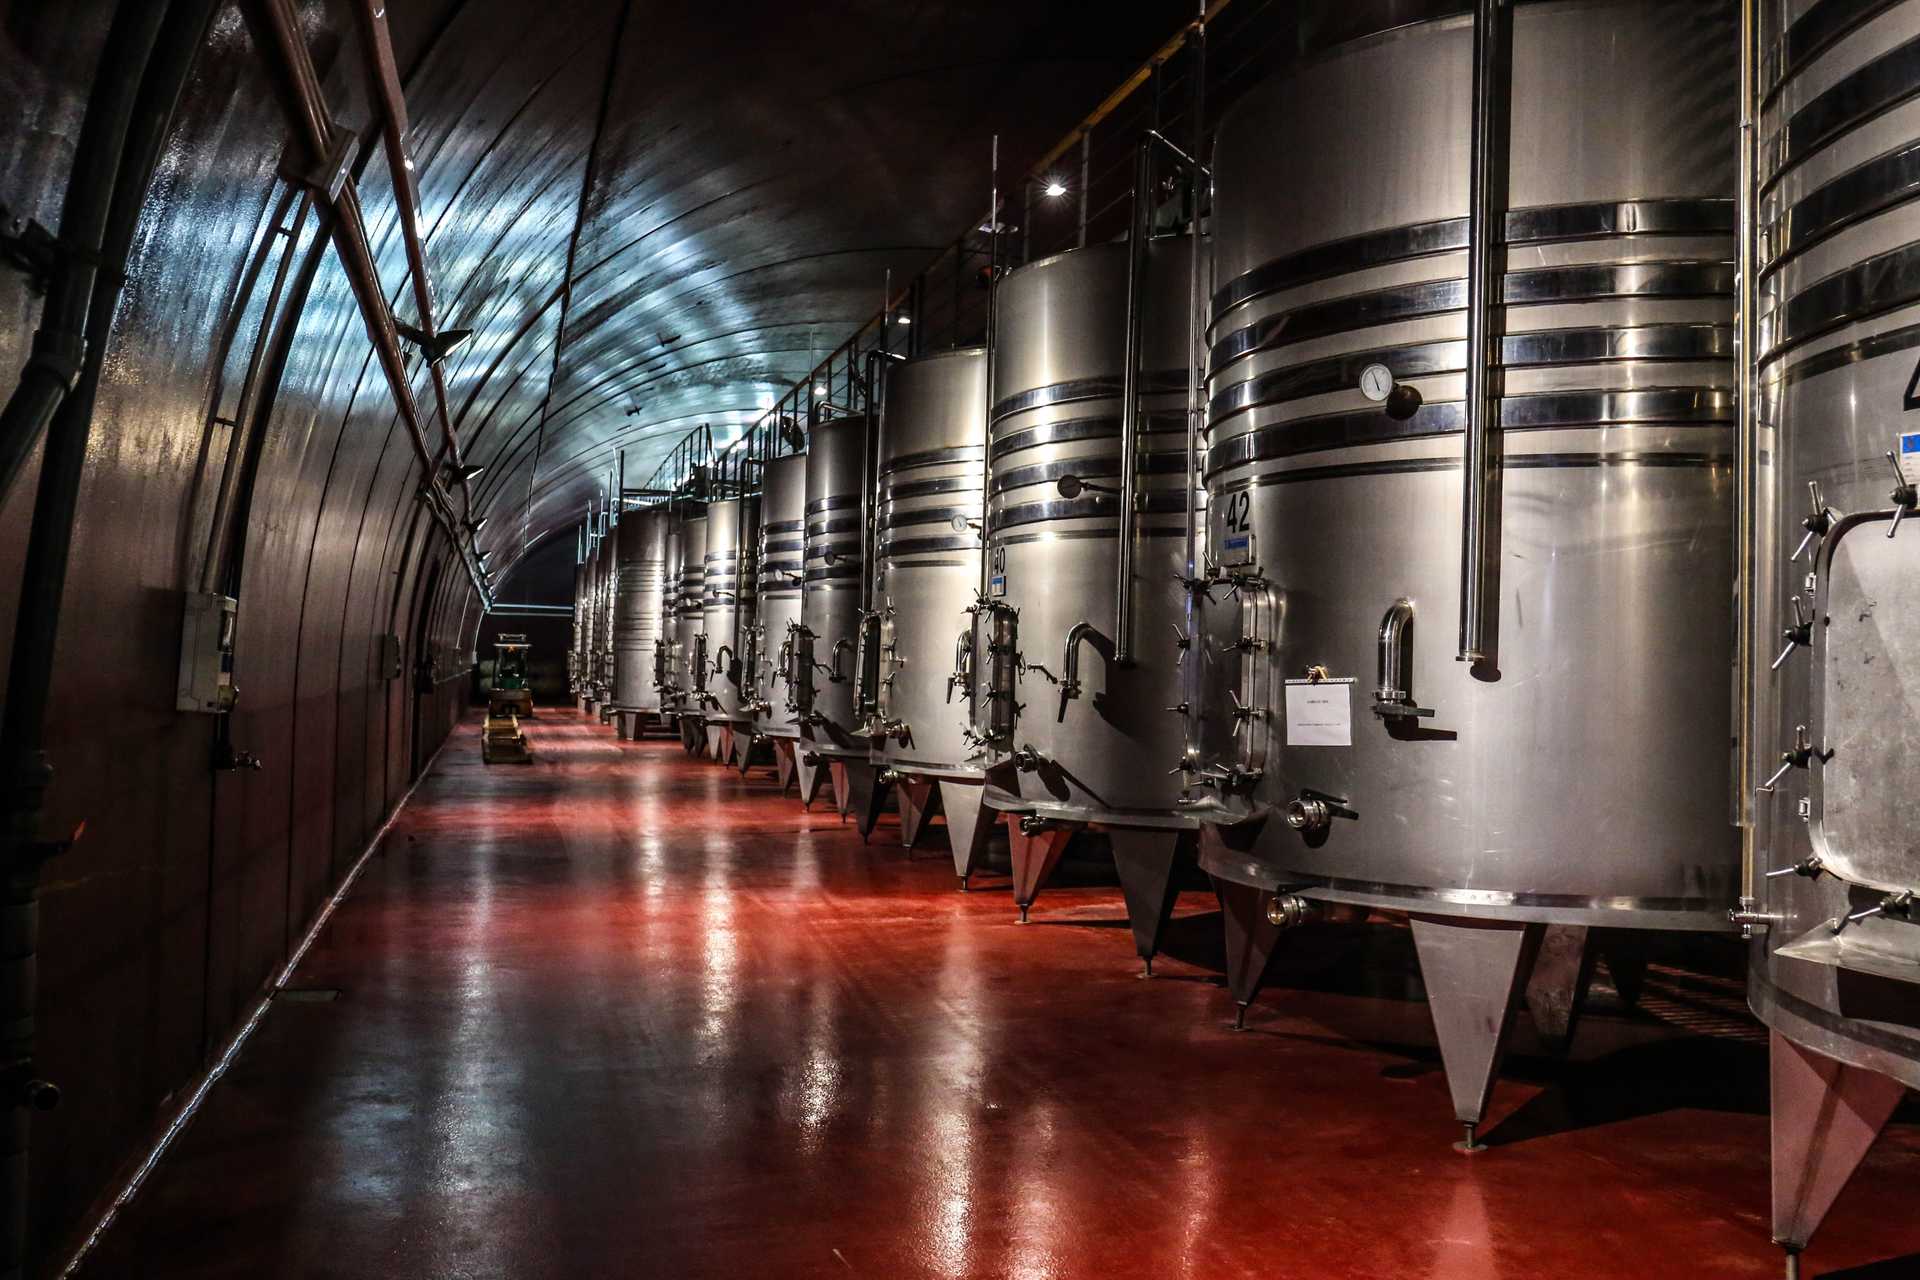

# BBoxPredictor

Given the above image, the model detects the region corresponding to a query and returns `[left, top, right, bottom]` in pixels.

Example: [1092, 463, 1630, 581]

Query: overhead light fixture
[813, 384, 826, 397]
[468, 516, 488, 534]
[1043, 179, 1067, 198]
[894, 314, 912, 326]
[444, 463, 485, 485]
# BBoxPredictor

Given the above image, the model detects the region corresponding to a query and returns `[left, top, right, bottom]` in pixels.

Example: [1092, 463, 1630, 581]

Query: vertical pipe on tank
[978, 136, 1000, 607]
[1733, 0, 1761, 917]
[1114, 139, 1153, 664]
[1456, 0, 1511, 665]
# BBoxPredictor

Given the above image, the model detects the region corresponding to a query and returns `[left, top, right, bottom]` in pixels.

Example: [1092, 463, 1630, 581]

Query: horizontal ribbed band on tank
[1212, 324, 1732, 423]
[990, 452, 1188, 496]
[989, 489, 1188, 534]
[1759, 140, 1920, 272]
[1210, 261, 1734, 379]
[1210, 198, 1734, 319]
[877, 534, 982, 558]
[1771, 317, 1920, 392]
[806, 515, 861, 537]
[878, 444, 985, 475]
[1763, 27, 1920, 177]
[805, 494, 861, 516]
[803, 563, 863, 584]
[877, 474, 983, 503]
[989, 371, 1188, 424]
[1760, 0, 1903, 90]
[1206, 388, 1733, 480]
[1760, 239, 1920, 361]
[989, 411, 1185, 461]
[762, 519, 803, 536]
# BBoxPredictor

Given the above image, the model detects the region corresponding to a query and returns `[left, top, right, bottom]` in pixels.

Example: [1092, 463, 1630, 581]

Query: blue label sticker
[1224, 534, 1251, 553]
[1902, 431, 1920, 454]
[989, 574, 1006, 598]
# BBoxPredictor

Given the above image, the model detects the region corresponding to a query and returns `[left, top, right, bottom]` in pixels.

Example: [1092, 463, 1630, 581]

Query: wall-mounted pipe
[1114, 138, 1153, 664]
[1733, 0, 1761, 913]
[1456, 0, 1510, 665]
[0, 2, 172, 507]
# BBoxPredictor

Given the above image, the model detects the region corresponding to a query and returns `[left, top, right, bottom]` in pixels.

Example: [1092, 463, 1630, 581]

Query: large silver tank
[570, 559, 587, 696]
[985, 242, 1193, 824]
[673, 512, 709, 745]
[799, 416, 870, 762]
[613, 509, 668, 715]
[753, 453, 807, 743]
[871, 350, 992, 854]
[659, 518, 684, 715]
[700, 496, 761, 740]
[591, 531, 618, 708]
[873, 349, 987, 774]
[1745, 0, 1920, 1260]
[1192, 0, 1740, 1132]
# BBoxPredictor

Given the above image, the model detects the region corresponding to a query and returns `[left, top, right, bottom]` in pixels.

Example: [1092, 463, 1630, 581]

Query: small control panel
[177, 592, 238, 713]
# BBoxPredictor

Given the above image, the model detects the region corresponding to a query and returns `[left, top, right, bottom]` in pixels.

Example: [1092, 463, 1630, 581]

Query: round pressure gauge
[1359, 363, 1395, 403]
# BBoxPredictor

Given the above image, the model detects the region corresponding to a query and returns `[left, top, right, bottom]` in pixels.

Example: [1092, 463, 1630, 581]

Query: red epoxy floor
[80, 712, 1920, 1279]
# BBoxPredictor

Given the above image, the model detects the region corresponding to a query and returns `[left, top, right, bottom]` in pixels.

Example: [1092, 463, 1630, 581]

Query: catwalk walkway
[82, 712, 1920, 1278]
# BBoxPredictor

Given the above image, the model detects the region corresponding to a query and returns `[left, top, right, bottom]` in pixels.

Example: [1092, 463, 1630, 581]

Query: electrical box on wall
[177, 592, 238, 713]
[380, 633, 402, 680]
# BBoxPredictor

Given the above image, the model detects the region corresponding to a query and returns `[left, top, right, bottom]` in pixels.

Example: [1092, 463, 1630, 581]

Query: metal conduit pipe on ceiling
[347, 0, 477, 522]
[237, 0, 492, 612]
[0, 3, 224, 1275]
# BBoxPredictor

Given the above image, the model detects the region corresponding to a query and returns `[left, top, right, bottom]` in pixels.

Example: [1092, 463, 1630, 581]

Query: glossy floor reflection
[84, 712, 1920, 1278]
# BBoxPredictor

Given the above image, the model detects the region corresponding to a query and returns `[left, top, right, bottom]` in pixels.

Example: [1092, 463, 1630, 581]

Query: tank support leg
[938, 781, 991, 885]
[705, 724, 726, 761]
[1006, 817, 1073, 923]
[772, 740, 796, 794]
[1407, 914, 1544, 1147]
[732, 729, 756, 773]
[897, 777, 938, 850]
[1523, 924, 1595, 1056]
[1212, 875, 1286, 1029]
[851, 763, 889, 841]
[793, 749, 825, 810]
[1770, 1030, 1906, 1259]
[1593, 931, 1648, 1007]
[1109, 827, 1194, 976]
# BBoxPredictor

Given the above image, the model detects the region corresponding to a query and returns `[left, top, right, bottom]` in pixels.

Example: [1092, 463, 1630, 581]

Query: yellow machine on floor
[482, 635, 534, 764]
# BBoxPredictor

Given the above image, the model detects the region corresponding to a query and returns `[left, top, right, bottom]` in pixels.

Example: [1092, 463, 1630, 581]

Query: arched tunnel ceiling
[380, 0, 1193, 583]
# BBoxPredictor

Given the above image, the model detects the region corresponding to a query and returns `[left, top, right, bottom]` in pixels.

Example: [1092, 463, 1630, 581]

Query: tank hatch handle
[946, 629, 974, 705]
[1371, 599, 1435, 720]
[1884, 450, 1918, 538]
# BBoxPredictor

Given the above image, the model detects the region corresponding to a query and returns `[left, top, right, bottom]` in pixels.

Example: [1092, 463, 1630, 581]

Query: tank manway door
[1805, 511, 1920, 900]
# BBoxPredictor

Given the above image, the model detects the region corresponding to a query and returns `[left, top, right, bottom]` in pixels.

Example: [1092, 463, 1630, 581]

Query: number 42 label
[1219, 490, 1254, 565]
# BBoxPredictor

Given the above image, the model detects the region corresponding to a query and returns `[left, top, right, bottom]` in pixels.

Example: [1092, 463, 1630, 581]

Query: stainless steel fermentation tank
[1190, 0, 1741, 1143]
[862, 349, 994, 870]
[611, 508, 669, 736]
[1742, 0, 1920, 1267]
[570, 559, 588, 700]
[752, 453, 808, 789]
[796, 414, 876, 813]
[699, 496, 761, 766]
[589, 529, 618, 717]
[671, 510, 710, 753]
[981, 240, 1200, 945]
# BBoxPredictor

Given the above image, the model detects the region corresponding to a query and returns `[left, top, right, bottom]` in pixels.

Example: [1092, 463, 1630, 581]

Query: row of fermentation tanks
[562, 0, 1920, 1271]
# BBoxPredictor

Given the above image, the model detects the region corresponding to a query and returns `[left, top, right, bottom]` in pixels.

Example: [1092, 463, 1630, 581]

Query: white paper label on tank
[1284, 678, 1353, 747]
[1899, 431, 1920, 485]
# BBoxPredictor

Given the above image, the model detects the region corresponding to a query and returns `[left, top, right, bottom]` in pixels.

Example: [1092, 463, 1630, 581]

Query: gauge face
[1359, 362, 1395, 403]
